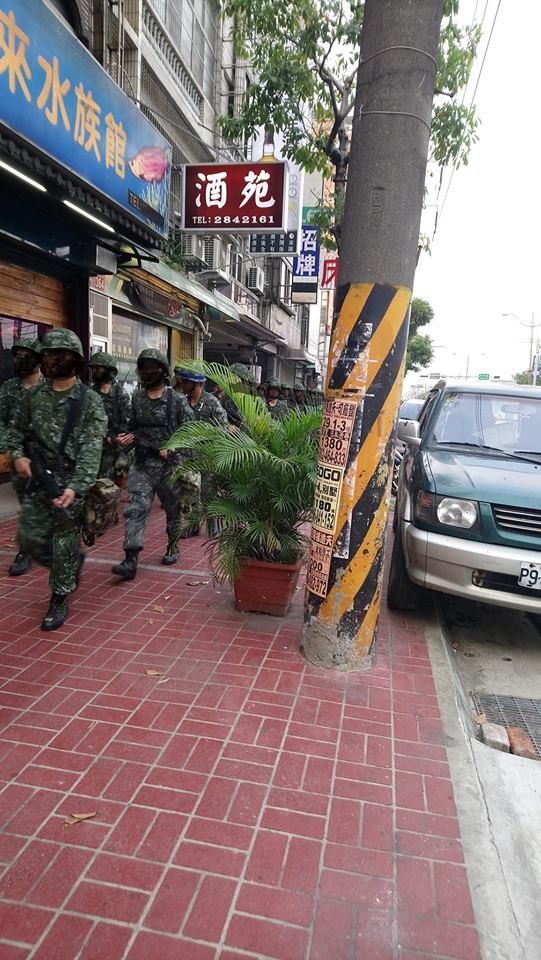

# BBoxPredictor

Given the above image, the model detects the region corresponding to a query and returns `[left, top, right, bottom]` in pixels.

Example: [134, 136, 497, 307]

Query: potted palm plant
[167, 361, 322, 616]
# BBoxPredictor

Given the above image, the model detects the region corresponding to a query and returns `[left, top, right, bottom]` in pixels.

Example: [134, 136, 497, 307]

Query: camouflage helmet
[11, 338, 41, 356]
[230, 362, 255, 385]
[90, 350, 118, 374]
[266, 376, 281, 389]
[41, 328, 84, 358]
[137, 348, 170, 373]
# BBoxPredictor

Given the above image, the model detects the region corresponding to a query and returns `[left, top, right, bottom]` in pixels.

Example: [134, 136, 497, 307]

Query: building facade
[0, 0, 319, 411]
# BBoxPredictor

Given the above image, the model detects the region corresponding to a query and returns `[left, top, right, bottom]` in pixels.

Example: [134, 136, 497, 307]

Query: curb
[422, 603, 525, 960]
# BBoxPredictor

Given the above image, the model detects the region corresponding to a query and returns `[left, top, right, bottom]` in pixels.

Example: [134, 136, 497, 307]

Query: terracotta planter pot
[233, 557, 303, 616]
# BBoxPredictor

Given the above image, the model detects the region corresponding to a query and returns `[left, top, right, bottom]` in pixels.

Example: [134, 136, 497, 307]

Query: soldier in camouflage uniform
[293, 382, 307, 410]
[0, 338, 43, 576]
[176, 368, 228, 538]
[265, 377, 289, 419]
[90, 351, 131, 481]
[221, 362, 255, 427]
[112, 349, 194, 580]
[8, 329, 107, 631]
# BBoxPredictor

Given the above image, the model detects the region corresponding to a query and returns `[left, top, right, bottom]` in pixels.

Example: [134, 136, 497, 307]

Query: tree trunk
[331, 126, 351, 253]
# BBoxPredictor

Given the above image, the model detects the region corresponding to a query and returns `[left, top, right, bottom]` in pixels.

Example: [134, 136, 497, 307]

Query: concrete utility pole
[302, 0, 444, 671]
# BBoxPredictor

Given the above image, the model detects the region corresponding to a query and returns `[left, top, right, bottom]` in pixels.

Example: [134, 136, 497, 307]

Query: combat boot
[162, 541, 179, 566]
[41, 594, 69, 631]
[111, 549, 139, 580]
[8, 552, 31, 576]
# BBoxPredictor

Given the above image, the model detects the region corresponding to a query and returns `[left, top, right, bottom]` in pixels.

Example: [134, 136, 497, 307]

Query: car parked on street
[392, 397, 425, 495]
[389, 380, 541, 613]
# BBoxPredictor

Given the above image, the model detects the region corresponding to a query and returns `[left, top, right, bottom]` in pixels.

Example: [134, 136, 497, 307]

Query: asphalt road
[438, 594, 541, 701]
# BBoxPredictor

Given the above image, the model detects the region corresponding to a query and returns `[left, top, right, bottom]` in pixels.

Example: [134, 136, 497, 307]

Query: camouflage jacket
[190, 391, 227, 427]
[92, 381, 131, 437]
[0, 377, 42, 451]
[129, 386, 194, 448]
[8, 379, 107, 496]
[266, 398, 289, 420]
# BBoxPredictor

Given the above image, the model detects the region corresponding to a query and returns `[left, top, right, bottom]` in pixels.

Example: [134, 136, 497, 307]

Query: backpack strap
[166, 386, 174, 434]
[58, 384, 89, 469]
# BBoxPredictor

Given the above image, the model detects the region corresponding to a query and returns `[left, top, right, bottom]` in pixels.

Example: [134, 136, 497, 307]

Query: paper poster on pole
[306, 398, 358, 598]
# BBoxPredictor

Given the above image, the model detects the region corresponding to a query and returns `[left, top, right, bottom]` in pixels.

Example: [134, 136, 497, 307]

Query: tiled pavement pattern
[0, 504, 481, 959]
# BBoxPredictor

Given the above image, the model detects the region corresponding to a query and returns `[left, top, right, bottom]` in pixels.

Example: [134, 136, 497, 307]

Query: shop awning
[138, 260, 240, 324]
[286, 347, 319, 365]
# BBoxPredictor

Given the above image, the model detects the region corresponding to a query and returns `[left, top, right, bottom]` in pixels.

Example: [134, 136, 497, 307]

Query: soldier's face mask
[139, 361, 165, 387]
[91, 365, 112, 384]
[180, 378, 198, 396]
[14, 349, 39, 376]
[42, 349, 79, 380]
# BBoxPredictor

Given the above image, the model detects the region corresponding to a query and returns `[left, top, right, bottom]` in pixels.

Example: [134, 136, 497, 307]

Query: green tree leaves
[221, 1, 481, 248]
[406, 297, 435, 372]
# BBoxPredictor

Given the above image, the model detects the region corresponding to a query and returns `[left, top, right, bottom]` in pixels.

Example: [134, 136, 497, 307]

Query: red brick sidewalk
[0, 505, 481, 960]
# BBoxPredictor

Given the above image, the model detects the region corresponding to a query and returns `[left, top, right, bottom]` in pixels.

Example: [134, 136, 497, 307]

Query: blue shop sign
[0, 0, 171, 237]
[292, 226, 320, 304]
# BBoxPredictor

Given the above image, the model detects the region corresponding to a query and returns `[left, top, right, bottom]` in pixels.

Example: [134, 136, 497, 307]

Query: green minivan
[389, 380, 541, 613]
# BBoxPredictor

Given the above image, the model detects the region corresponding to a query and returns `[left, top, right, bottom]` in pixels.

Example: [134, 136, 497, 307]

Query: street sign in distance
[478, 373, 490, 380]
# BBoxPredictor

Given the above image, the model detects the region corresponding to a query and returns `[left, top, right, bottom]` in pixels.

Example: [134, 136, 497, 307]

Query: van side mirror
[397, 419, 421, 447]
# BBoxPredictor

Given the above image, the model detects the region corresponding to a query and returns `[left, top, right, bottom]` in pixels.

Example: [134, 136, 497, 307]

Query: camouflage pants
[123, 460, 198, 552]
[17, 490, 83, 594]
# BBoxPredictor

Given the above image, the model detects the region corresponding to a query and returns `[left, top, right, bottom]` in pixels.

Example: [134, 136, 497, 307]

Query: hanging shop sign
[321, 257, 340, 289]
[292, 226, 320, 304]
[182, 161, 288, 233]
[249, 163, 303, 255]
[0, 0, 171, 237]
[306, 398, 358, 598]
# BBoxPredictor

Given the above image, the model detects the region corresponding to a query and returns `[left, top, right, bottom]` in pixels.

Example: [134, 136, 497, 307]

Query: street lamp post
[502, 312, 540, 378]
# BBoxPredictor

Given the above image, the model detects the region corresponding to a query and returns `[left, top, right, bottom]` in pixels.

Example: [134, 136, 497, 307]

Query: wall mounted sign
[0, 0, 171, 237]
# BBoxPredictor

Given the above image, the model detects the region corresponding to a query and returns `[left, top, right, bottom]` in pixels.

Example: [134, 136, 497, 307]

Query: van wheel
[387, 526, 419, 610]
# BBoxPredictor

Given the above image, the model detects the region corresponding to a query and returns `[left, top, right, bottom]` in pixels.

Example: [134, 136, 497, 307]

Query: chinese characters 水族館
[0, 7, 127, 180]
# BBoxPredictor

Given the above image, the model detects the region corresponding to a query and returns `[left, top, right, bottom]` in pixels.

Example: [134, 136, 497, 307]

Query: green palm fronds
[167, 361, 322, 581]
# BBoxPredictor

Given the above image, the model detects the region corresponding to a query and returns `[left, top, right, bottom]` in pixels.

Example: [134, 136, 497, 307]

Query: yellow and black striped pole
[301, 0, 443, 670]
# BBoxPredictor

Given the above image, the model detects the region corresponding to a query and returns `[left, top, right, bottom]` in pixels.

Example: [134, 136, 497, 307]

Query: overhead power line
[433, 0, 502, 239]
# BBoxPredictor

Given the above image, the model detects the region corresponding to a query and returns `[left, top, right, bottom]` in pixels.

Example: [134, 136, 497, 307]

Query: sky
[411, 0, 540, 386]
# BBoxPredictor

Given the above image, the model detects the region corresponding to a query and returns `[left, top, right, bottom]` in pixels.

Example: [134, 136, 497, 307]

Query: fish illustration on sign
[129, 147, 170, 183]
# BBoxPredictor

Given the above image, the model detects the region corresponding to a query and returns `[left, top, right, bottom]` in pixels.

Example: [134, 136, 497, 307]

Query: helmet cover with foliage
[266, 376, 281, 389]
[41, 328, 84, 358]
[230, 363, 255, 384]
[90, 350, 118, 374]
[11, 338, 42, 356]
[137, 348, 170, 373]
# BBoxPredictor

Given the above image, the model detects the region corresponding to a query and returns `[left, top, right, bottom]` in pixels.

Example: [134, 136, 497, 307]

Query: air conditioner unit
[177, 233, 208, 268]
[204, 236, 229, 272]
[247, 266, 265, 296]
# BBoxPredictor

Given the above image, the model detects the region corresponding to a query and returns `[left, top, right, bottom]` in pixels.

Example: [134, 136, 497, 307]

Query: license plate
[518, 562, 541, 590]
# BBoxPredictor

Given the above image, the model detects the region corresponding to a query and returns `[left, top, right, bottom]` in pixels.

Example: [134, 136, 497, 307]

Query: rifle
[24, 438, 73, 528]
